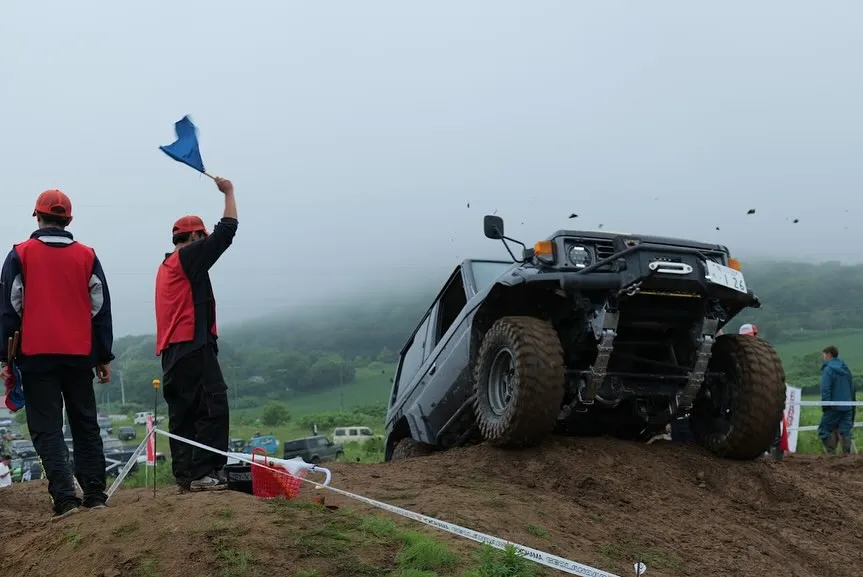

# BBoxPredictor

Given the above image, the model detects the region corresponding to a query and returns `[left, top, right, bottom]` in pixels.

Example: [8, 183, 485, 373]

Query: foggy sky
[2, 1, 861, 336]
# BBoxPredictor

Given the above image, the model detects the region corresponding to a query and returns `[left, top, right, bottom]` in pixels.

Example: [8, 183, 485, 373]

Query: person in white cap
[739, 323, 758, 337]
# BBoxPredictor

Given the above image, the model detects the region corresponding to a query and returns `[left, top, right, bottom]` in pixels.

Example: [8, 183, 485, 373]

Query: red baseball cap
[172, 215, 208, 236]
[33, 189, 73, 220]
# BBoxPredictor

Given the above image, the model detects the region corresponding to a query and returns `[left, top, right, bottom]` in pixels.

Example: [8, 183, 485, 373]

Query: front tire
[690, 334, 786, 460]
[391, 438, 433, 461]
[472, 316, 565, 448]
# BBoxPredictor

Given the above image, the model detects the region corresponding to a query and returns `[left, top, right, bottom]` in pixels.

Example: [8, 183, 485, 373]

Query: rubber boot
[840, 436, 853, 455]
[822, 437, 837, 455]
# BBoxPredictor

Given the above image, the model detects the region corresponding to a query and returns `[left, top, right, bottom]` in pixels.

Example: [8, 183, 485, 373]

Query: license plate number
[705, 260, 747, 293]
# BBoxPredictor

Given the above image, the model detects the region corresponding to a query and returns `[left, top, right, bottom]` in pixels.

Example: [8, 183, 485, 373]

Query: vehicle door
[410, 266, 473, 445]
[385, 310, 434, 436]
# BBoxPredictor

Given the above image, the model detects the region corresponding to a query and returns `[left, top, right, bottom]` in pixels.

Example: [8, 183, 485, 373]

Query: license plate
[705, 260, 747, 293]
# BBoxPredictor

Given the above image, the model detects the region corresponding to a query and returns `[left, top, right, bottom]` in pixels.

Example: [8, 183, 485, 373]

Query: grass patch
[136, 556, 161, 577]
[465, 545, 537, 577]
[395, 531, 459, 572]
[112, 522, 139, 537]
[62, 529, 83, 549]
[196, 520, 256, 576]
[525, 524, 548, 538]
[218, 508, 234, 519]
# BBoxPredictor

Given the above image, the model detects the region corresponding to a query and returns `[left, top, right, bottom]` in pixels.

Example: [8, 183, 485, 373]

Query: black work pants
[162, 344, 229, 486]
[22, 368, 106, 510]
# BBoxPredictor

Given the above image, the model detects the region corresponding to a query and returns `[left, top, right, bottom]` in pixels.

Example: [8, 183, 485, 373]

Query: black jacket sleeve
[0, 248, 22, 363]
[178, 217, 238, 281]
[90, 253, 115, 364]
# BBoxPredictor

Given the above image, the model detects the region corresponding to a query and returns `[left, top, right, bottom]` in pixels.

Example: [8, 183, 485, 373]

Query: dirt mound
[0, 437, 860, 577]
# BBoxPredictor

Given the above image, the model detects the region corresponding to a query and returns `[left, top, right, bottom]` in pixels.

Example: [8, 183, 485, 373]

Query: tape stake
[152, 429, 622, 577]
[106, 430, 153, 501]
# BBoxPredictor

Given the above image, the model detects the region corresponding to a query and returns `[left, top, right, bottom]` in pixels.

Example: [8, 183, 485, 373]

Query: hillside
[1, 438, 861, 577]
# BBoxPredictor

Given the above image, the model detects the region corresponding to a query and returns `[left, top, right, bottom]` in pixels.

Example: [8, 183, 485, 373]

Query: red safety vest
[154, 251, 217, 355]
[15, 238, 95, 356]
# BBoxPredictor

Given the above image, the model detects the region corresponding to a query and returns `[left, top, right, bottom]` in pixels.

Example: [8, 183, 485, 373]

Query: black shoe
[51, 501, 80, 522]
[83, 496, 107, 509]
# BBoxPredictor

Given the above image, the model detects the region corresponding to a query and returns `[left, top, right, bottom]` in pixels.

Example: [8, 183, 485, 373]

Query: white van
[333, 426, 376, 443]
[133, 411, 154, 425]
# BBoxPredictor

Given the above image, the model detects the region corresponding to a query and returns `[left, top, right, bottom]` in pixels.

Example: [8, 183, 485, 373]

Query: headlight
[568, 245, 591, 268]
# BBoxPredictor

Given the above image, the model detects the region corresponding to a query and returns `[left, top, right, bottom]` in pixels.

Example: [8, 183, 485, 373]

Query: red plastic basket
[250, 448, 306, 500]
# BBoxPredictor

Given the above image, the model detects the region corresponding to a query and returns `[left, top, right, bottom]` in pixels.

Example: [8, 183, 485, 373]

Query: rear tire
[690, 334, 786, 460]
[391, 438, 433, 461]
[473, 316, 565, 448]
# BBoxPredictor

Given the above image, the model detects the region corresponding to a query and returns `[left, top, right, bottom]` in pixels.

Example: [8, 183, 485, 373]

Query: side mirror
[483, 215, 505, 240]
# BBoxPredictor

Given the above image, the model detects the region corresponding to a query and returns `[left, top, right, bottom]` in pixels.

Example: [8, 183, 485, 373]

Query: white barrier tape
[789, 422, 863, 432]
[152, 429, 622, 577]
[787, 401, 863, 407]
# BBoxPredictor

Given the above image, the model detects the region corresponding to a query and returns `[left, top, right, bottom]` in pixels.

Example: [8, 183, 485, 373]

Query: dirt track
[0, 437, 861, 577]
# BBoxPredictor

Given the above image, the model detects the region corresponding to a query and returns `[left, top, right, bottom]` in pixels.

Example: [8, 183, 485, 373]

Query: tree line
[103, 259, 863, 406]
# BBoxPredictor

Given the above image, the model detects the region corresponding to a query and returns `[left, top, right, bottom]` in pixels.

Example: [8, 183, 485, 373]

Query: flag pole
[152, 379, 161, 498]
[202, 171, 217, 181]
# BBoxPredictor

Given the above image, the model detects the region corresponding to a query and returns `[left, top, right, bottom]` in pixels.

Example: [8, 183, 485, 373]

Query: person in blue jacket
[818, 345, 856, 455]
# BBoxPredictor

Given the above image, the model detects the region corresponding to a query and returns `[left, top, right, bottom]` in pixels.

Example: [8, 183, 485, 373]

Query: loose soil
[0, 437, 861, 577]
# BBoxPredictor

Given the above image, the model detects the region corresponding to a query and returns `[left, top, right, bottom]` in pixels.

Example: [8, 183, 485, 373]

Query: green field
[774, 329, 863, 373]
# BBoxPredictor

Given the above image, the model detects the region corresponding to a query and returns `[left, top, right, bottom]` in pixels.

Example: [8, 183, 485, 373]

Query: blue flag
[159, 115, 206, 173]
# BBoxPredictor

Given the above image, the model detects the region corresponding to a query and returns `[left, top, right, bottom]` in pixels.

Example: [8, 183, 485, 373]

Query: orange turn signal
[534, 241, 554, 256]
[727, 257, 741, 271]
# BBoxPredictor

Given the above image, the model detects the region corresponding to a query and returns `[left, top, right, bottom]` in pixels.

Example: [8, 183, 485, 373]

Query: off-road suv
[384, 215, 786, 462]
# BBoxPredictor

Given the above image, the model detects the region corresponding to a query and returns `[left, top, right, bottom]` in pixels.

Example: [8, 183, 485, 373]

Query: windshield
[12, 440, 33, 448]
[102, 440, 124, 450]
[470, 261, 513, 293]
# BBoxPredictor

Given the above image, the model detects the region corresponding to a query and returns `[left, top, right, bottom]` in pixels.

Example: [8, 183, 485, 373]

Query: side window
[391, 313, 432, 401]
[349, 428, 358, 436]
[334, 428, 345, 436]
[431, 267, 468, 349]
[360, 428, 372, 436]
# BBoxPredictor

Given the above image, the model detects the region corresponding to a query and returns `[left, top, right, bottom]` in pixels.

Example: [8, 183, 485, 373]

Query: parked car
[333, 426, 378, 444]
[12, 457, 42, 482]
[282, 435, 343, 464]
[229, 438, 247, 452]
[136, 452, 166, 465]
[6, 428, 25, 441]
[0, 418, 13, 427]
[97, 415, 113, 434]
[244, 435, 279, 456]
[10, 439, 36, 458]
[117, 427, 137, 441]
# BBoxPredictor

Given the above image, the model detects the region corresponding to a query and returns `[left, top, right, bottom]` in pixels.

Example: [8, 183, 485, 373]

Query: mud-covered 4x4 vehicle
[384, 215, 786, 462]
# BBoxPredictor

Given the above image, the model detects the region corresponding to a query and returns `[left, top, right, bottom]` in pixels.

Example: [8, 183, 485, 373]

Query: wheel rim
[487, 346, 515, 416]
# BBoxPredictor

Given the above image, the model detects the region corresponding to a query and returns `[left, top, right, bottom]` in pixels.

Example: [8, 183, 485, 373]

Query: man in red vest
[0, 189, 114, 520]
[155, 177, 237, 492]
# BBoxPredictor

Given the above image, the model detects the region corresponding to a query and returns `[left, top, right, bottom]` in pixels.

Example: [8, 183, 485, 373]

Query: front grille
[595, 241, 615, 261]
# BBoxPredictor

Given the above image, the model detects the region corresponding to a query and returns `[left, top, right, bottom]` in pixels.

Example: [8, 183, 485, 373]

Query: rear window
[334, 428, 346, 436]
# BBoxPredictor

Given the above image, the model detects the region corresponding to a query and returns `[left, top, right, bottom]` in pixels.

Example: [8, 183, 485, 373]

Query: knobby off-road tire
[391, 438, 433, 461]
[472, 316, 565, 449]
[690, 334, 786, 460]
